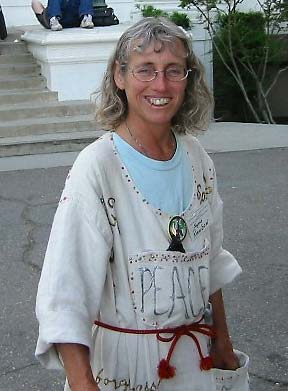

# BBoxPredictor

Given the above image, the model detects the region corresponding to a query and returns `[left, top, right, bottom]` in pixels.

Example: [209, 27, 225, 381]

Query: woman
[35, 17, 243, 391]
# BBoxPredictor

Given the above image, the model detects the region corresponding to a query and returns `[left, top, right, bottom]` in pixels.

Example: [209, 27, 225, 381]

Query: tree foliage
[179, 0, 288, 123]
[137, 5, 192, 30]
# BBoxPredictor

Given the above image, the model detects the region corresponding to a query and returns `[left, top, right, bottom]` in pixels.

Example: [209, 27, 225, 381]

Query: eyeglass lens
[132, 66, 189, 82]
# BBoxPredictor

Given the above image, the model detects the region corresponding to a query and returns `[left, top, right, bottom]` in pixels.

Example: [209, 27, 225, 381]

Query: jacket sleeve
[35, 149, 113, 369]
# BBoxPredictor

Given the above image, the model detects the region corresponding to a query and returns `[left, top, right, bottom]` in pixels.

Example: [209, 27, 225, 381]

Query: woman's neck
[116, 121, 176, 161]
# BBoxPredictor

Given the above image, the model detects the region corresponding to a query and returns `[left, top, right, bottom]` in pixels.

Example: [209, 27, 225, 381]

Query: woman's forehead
[128, 38, 188, 62]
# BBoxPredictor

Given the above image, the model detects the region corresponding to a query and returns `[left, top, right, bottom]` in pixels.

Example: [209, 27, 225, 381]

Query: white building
[2, 0, 136, 27]
[1, 0, 214, 101]
[1, 0, 287, 119]
[1, 0, 264, 28]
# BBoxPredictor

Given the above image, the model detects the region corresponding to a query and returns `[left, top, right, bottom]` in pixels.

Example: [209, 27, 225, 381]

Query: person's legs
[79, 0, 94, 28]
[31, 0, 45, 14]
[78, 0, 94, 18]
[59, 0, 81, 28]
[37, 8, 51, 29]
[59, 0, 94, 28]
[44, 0, 65, 30]
[31, 1, 51, 29]
[47, 0, 63, 19]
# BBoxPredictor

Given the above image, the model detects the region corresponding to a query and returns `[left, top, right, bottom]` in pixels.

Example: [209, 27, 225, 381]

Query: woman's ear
[114, 61, 125, 90]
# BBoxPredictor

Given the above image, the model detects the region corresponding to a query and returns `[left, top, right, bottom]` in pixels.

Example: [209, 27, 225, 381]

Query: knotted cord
[94, 317, 215, 379]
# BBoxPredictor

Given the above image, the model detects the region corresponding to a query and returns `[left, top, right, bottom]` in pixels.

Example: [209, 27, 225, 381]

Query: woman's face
[114, 38, 188, 130]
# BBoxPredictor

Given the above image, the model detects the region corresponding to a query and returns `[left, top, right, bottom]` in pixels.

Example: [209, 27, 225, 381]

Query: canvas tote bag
[211, 349, 250, 391]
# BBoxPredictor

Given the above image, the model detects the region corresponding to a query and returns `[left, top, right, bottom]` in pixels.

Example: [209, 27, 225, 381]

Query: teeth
[148, 98, 170, 106]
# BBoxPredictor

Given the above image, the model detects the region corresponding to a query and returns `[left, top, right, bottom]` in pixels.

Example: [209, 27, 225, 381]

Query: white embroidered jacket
[35, 132, 242, 391]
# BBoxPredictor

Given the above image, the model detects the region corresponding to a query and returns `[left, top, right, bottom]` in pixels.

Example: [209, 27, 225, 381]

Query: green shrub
[169, 12, 191, 30]
[137, 5, 192, 30]
[137, 5, 168, 18]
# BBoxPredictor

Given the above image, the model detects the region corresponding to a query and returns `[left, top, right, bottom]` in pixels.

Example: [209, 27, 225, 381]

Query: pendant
[167, 216, 187, 253]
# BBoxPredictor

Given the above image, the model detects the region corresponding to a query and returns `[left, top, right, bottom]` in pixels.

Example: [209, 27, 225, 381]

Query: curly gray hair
[95, 17, 213, 134]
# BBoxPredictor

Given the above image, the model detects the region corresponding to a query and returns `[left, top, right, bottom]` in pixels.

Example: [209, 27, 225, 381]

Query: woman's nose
[152, 71, 168, 90]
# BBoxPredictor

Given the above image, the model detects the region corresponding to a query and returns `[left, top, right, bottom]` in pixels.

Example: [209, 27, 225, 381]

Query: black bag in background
[0, 5, 7, 40]
[93, 7, 119, 27]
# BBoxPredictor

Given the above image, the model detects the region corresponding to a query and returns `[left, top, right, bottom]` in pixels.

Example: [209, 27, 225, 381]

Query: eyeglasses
[129, 65, 192, 82]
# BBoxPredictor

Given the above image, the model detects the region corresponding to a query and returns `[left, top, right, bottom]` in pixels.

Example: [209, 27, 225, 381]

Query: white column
[22, 25, 128, 101]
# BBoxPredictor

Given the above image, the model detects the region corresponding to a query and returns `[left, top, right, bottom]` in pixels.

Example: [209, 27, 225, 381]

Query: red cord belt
[94, 318, 215, 379]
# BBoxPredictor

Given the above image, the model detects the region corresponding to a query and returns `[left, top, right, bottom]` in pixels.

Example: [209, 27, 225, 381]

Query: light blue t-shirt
[113, 133, 193, 215]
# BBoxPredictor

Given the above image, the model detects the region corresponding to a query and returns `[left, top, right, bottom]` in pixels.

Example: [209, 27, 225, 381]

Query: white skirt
[63, 349, 250, 391]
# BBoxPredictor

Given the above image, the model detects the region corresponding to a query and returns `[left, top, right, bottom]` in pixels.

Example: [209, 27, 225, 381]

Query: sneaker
[80, 14, 94, 29]
[50, 16, 63, 31]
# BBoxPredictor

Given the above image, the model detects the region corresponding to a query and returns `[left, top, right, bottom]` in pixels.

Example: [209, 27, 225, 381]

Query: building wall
[268, 69, 288, 119]
[0, 0, 264, 28]
[1, 0, 44, 27]
[1, 0, 134, 27]
[2, 0, 286, 117]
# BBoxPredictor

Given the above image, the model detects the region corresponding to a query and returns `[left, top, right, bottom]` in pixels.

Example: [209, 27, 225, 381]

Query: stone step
[0, 130, 104, 157]
[0, 41, 29, 55]
[2, 30, 24, 42]
[0, 63, 41, 76]
[0, 114, 96, 138]
[0, 53, 35, 64]
[0, 100, 94, 121]
[0, 88, 58, 105]
[0, 30, 100, 158]
[0, 75, 46, 90]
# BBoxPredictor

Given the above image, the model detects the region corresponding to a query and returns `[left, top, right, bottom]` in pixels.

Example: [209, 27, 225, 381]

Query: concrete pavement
[201, 122, 288, 152]
[1, 122, 288, 172]
[0, 122, 287, 391]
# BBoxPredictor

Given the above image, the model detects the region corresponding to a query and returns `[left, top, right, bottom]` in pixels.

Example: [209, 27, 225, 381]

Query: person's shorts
[35, 8, 50, 29]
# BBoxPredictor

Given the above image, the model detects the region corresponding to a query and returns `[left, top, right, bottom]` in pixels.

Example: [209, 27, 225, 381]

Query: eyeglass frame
[121, 64, 192, 82]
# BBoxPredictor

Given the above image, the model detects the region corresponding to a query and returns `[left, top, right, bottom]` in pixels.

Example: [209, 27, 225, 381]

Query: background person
[35, 17, 243, 391]
[0, 4, 7, 40]
[31, 0, 94, 31]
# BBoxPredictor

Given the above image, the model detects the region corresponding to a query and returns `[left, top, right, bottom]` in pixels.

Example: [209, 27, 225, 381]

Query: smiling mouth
[146, 97, 171, 106]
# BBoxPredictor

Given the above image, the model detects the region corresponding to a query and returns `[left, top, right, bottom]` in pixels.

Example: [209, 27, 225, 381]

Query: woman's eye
[166, 67, 183, 76]
[136, 67, 154, 75]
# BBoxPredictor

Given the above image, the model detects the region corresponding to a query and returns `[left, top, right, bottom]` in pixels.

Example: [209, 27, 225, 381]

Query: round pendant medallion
[168, 216, 187, 241]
